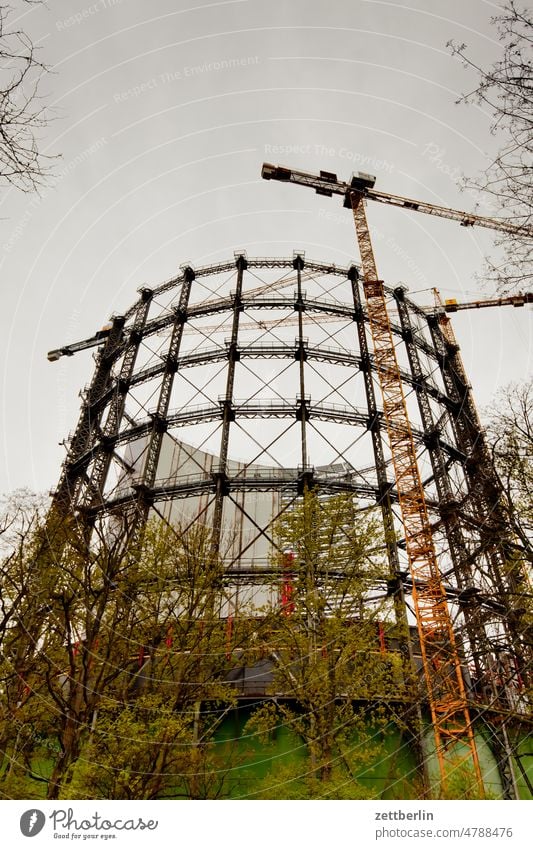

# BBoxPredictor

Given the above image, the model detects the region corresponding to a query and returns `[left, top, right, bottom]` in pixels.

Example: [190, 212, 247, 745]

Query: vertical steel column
[351, 270, 408, 624]
[350, 267, 428, 791]
[481, 716, 520, 800]
[350, 268, 401, 582]
[293, 254, 318, 683]
[394, 288, 487, 677]
[427, 310, 526, 798]
[83, 288, 153, 512]
[51, 315, 126, 516]
[427, 313, 528, 659]
[133, 267, 196, 522]
[210, 255, 247, 555]
[426, 313, 502, 523]
[294, 254, 310, 473]
[350, 191, 483, 796]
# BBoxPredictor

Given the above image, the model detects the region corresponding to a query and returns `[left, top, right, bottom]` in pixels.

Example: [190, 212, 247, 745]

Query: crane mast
[351, 190, 483, 794]
[260, 162, 529, 795]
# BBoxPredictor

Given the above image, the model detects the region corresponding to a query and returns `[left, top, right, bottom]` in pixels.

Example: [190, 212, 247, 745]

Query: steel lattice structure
[50, 254, 530, 796]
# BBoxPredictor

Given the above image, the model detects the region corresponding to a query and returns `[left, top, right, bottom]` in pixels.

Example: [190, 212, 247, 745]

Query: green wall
[213, 702, 533, 800]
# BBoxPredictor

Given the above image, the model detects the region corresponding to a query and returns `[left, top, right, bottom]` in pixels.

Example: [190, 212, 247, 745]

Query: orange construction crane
[262, 163, 533, 238]
[441, 293, 532, 312]
[261, 163, 533, 796]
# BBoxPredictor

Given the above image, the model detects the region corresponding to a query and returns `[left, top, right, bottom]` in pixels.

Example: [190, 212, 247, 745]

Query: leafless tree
[450, 2, 533, 292]
[485, 380, 533, 564]
[0, 2, 52, 191]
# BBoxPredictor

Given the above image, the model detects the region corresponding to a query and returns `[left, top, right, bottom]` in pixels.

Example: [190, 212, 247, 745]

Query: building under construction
[48, 168, 532, 799]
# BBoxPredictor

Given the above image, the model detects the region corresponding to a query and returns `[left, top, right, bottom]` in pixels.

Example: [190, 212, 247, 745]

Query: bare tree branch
[0, 2, 53, 191]
[449, 2, 533, 292]
[484, 380, 533, 564]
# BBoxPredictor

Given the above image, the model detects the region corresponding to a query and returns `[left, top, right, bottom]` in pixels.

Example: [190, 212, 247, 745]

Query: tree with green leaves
[0, 510, 243, 799]
[244, 491, 413, 798]
[65, 692, 243, 800]
[0, 490, 59, 797]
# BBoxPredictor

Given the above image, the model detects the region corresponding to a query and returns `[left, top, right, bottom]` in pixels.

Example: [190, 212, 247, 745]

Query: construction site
[45, 165, 533, 800]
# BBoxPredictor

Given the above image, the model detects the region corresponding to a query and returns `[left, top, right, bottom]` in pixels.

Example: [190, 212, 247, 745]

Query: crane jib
[261, 162, 533, 238]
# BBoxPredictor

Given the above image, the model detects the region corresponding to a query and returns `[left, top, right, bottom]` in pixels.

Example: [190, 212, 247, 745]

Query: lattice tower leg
[50, 316, 126, 518]
[350, 191, 484, 797]
[395, 289, 522, 797]
[210, 255, 248, 561]
[82, 290, 153, 523]
[427, 311, 530, 692]
[350, 267, 429, 790]
[131, 267, 196, 529]
[394, 288, 490, 678]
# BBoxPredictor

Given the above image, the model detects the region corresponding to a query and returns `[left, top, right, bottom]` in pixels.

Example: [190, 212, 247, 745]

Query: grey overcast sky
[0, 0, 531, 494]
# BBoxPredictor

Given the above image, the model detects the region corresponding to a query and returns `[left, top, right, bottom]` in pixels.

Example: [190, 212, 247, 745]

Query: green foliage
[243, 702, 390, 799]
[0, 511, 239, 799]
[66, 694, 247, 800]
[246, 760, 375, 800]
[242, 492, 410, 789]
[438, 763, 498, 801]
[4, 488, 506, 801]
